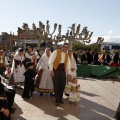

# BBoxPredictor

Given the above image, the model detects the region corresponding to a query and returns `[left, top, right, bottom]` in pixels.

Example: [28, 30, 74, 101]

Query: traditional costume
[11, 48, 26, 83]
[69, 78, 80, 103]
[68, 51, 77, 78]
[49, 47, 71, 106]
[35, 48, 53, 93]
[25, 51, 35, 66]
[64, 50, 77, 96]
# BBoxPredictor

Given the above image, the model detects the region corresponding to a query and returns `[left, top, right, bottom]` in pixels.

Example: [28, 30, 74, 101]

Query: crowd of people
[0, 43, 80, 120]
[1, 43, 120, 119]
[77, 49, 120, 66]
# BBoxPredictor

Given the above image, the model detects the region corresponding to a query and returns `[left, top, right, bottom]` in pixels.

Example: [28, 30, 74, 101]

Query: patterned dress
[12, 54, 26, 83]
[35, 52, 53, 93]
[69, 83, 80, 102]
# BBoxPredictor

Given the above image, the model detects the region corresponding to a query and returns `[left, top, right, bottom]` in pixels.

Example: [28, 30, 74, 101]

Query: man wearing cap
[49, 43, 71, 106]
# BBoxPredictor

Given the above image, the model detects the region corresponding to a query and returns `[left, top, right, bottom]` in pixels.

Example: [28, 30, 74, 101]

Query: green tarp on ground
[77, 64, 120, 78]
[77, 65, 92, 77]
[91, 65, 116, 77]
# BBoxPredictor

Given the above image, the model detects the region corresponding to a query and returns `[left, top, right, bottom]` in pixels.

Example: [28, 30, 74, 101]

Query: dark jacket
[87, 52, 93, 64]
[113, 52, 119, 64]
[103, 54, 111, 65]
[81, 54, 87, 63]
[94, 53, 101, 65]
[0, 83, 6, 96]
[22, 69, 36, 98]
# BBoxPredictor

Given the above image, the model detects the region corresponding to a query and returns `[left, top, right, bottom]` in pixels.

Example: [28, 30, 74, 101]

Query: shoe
[10, 109, 15, 113]
[55, 102, 60, 106]
[50, 93, 55, 96]
[65, 93, 69, 96]
[10, 110, 15, 113]
[11, 107, 16, 111]
[22, 97, 26, 99]
[13, 85, 17, 89]
[19, 87, 23, 90]
[40, 93, 43, 96]
[22, 96, 30, 99]
[60, 100, 64, 104]
[26, 96, 30, 99]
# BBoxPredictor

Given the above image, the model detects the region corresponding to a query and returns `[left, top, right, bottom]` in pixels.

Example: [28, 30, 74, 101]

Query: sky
[0, 0, 120, 43]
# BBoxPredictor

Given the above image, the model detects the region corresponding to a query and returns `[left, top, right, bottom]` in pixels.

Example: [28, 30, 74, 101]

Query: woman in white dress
[35, 48, 53, 95]
[69, 78, 80, 103]
[11, 48, 26, 88]
[68, 49, 77, 78]
[64, 49, 77, 96]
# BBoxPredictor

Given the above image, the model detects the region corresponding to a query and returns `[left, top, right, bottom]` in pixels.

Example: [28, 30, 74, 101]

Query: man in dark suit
[94, 51, 101, 65]
[103, 51, 111, 65]
[86, 51, 94, 64]
[81, 51, 87, 63]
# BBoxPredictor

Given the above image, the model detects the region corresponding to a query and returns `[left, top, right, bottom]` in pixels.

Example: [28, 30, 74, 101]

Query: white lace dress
[12, 54, 25, 83]
[69, 83, 80, 102]
[36, 54, 53, 91]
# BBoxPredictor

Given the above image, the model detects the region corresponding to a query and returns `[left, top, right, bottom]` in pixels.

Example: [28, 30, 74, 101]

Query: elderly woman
[35, 48, 53, 96]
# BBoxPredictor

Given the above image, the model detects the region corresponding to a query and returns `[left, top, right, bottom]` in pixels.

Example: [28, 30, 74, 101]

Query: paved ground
[9, 77, 120, 120]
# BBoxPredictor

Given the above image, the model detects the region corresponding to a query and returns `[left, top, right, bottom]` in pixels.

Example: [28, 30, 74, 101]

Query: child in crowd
[69, 77, 80, 104]
[22, 62, 36, 99]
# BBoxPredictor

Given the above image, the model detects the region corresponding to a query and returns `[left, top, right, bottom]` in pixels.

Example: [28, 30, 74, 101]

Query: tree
[72, 43, 100, 52]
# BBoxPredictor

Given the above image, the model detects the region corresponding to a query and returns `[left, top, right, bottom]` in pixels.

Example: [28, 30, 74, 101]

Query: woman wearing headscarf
[11, 48, 26, 88]
[35, 48, 53, 95]
[68, 49, 77, 78]
[64, 49, 77, 97]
